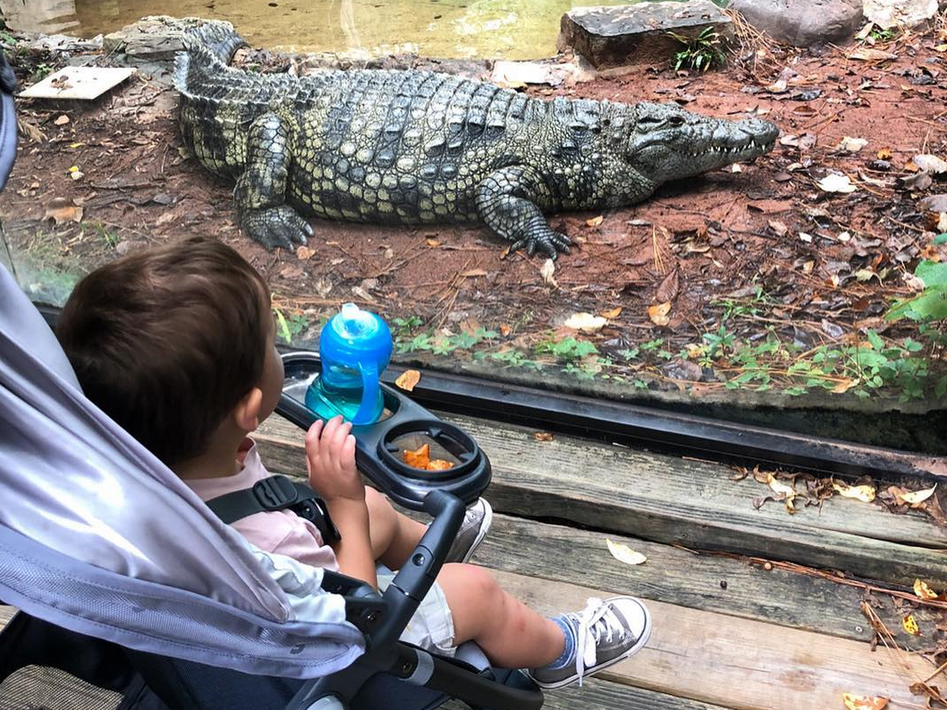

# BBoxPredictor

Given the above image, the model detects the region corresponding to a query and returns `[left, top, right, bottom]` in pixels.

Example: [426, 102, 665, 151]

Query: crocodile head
[625, 102, 778, 186]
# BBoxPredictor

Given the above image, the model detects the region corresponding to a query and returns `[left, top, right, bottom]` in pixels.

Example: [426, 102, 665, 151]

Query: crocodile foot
[240, 205, 313, 251]
[509, 231, 572, 261]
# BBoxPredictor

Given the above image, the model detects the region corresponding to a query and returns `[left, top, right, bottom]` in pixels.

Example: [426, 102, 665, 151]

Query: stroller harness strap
[205, 475, 341, 544]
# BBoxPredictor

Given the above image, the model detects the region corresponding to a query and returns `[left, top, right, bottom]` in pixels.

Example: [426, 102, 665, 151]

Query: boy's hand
[305, 416, 363, 503]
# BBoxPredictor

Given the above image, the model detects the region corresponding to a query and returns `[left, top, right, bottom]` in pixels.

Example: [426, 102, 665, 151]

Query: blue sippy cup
[305, 303, 393, 425]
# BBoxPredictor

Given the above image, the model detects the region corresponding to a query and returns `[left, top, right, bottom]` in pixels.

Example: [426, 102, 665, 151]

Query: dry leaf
[841, 694, 888, 710]
[427, 459, 454, 470]
[903, 614, 920, 636]
[585, 215, 604, 227]
[606, 538, 647, 566]
[600, 307, 622, 319]
[848, 47, 897, 61]
[767, 473, 797, 500]
[730, 164, 743, 173]
[818, 174, 857, 193]
[900, 484, 936, 505]
[768, 220, 789, 237]
[426, 238, 440, 247]
[914, 154, 947, 175]
[460, 269, 488, 278]
[648, 302, 671, 326]
[876, 147, 892, 160]
[655, 269, 680, 303]
[833, 481, 876, 502]
[54, 114, 70, 126]
[296, 245, 313, 260]
[540, 258, 558, 288]
[564, 312, 607, 333]
[394, 369, 421, 392]
[404, 444, 431, 469]
[499, 324, 512, 336]
[533, 431, 554, 442]
[914, 579, 941, 601]
[837, 136, 868, 153]
[43, 198, 83, 224]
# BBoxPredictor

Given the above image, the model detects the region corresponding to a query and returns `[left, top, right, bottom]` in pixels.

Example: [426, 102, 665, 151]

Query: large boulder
[864, 0, 940, 29]
[728, 0, 864, 46]
[559, 0, 733, 69]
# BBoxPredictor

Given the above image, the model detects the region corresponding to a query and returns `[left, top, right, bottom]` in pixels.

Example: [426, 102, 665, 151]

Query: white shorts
[377, 570, 456, 657]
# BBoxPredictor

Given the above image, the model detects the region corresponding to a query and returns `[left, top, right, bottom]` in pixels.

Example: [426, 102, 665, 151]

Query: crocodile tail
[174, 19, 247, 95]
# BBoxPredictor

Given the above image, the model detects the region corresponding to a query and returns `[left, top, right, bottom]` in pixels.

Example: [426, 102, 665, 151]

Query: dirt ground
[3, 21, 947, 417]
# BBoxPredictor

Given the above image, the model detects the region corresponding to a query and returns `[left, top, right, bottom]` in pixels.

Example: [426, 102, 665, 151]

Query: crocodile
[175, 20, 778, 260]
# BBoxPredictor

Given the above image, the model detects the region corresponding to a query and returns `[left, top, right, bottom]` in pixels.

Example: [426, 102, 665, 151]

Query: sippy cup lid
[321, 303, 393, 364]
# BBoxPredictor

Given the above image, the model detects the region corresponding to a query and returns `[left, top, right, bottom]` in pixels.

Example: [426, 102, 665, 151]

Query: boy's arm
[305, 417, 378, 589]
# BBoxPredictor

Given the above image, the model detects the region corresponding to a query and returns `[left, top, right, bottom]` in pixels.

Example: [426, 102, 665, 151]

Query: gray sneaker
[444, 498, 493, 564]
[529, 596, 652, 689]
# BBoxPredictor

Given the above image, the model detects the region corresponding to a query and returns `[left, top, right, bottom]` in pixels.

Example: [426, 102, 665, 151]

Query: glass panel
[1, 2, 944, 457]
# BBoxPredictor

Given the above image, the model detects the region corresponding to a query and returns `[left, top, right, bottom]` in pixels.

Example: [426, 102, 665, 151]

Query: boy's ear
[234, 387, 264, 432]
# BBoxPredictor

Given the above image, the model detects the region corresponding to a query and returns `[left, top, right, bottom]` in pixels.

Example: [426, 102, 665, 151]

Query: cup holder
[379, 420, 481, 481]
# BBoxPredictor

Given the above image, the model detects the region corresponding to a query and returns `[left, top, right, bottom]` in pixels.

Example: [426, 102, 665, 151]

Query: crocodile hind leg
[475, 165, 572, 260]
[234, 113, 313, 251]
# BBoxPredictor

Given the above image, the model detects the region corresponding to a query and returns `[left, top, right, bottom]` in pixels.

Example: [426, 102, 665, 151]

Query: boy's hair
[58, 237, 271, 467]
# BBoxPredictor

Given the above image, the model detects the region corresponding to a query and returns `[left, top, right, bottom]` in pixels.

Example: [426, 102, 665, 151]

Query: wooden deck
[2, 410, 942, 709]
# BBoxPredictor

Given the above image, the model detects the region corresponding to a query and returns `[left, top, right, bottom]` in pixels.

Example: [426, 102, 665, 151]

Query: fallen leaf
[43, 198, 83, 224]
[655, 269, 680, 303]
[601, 307, 622, 319]
[395, 369, 421, 392]
[730, 164, 743, 173]
[914, 154, 947, 175]
[900, 484, 937, 505]
[903, 614, 920, 636]
[833, 481, 876, 502]
[460, 269, 488, 278]
[540, 258, 558, 288]
[533, 431, 554, 442]
[799, 232, 814, 243]
[606, 538, 647, 566]
[404, 444, 431, 469]
[586, 215, 604, 227]
[564, 312, 607, 333]
[876, 147, 892, 160]
[936, 44, 947, 52]
[499, 324, 512, 336]
[426, 238, 440, 247]
[68, 165, 84, 181]
[819, 174, 857, 193]
[53, 114, 70, 126]
[767, 473, 798, 500]
[296, 245, 313, 260]
[768, 220, 789, 236]
[837, 136, 868, 153]
[648, 302, 671, 326]
[914, 579, 941, 601]
[848, 47, 897, 61]
[841, 694, 888, 710]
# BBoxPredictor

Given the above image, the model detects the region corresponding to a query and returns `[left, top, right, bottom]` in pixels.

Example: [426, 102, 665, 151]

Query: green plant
[669, 27, 726, 72]
[868, 26, 898, 42]
[886, 260, 947, 322]
[31, 63, 53, 82]
[272, 308, 309, 344]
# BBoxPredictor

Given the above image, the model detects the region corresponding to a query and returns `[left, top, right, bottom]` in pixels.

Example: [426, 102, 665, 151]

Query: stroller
[0, 52, 543, 710]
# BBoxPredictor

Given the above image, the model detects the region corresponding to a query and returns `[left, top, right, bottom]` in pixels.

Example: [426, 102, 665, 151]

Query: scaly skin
[174, 20, 779, 259]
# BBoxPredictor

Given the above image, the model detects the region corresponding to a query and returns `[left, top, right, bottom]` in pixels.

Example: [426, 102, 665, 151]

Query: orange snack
[427, 459, 454, 471]
[404, 444, 431, 469]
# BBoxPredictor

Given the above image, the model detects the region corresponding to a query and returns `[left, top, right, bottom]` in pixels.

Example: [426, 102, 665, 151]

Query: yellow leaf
[586, 215, 604, 227]
[601, 307, 623, 319]
[499, 324, 512, 336]
[533, 431, 554, 442]
[935, 44, 947, 52]
[876, 147, 892, 160]
[648, 301, 671, 326]
[564, 312, 607, 333]
[426, 238, 440, 247]
[833, 481, 876, 503]
[914, 579, 940, 601]
[841, 694, 888, 710]
[766, 473, 796, 498]
[902, 614, 920, 636]
[296, 245, 313, 261]
[832, 378, 856, 394]
[606, 538, 647, 566]
[900, 484, 936, 505]
[394, 369, 421, 392]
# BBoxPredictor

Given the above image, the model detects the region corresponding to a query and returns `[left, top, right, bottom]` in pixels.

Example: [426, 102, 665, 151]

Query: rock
[729, 0, 864, 46]
[864, 0, 940, 29]
[102, 16, 206, 60]
[559, 0, 733, 69]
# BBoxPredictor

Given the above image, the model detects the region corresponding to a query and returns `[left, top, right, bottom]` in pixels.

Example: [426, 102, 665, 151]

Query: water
[0, 0, 644, 60]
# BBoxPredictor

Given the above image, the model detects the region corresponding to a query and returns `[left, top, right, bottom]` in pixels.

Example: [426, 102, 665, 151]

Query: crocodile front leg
[475, 165, 572, 260]
[234, 113, 313, 251]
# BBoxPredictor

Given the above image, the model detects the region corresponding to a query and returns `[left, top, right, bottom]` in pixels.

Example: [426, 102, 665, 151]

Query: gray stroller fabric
[0, 263, 364, 677]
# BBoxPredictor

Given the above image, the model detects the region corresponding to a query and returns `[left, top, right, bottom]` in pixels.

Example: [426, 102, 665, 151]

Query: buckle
[252, 476, 299, 511]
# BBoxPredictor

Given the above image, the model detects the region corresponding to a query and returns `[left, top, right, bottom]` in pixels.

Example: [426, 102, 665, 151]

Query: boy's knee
[450, 563, 502, 601]
[364, 486, 392, 519]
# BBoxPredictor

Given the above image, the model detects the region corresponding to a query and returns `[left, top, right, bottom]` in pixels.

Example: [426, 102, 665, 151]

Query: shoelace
[573, 597, 628, 686]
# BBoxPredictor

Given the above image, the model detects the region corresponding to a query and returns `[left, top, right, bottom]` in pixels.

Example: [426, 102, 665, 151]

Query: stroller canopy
[0, 262, 364, 678]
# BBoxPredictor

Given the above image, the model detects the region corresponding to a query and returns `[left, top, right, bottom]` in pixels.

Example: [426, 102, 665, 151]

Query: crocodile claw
[509, 231, 573, 261]
[240, 205, 312, 252]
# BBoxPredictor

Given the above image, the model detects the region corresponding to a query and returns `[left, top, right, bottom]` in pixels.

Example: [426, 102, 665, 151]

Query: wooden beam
[475, 515, 938, 650]
[255, 415, 947, 587]
[494, 569, 933, 710]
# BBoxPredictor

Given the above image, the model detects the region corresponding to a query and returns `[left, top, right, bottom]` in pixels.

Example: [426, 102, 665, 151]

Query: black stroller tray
[276, 352, 492, 510]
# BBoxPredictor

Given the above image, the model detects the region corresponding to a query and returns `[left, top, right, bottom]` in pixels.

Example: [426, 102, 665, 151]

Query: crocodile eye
[668, 115, 685, 127]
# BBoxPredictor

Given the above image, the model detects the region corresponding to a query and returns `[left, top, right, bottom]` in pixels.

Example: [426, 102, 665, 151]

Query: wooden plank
[445, 676, 736, 710]
[474, 514, 937, 650]
[256, 415, 947, 587]
[19, 67, 136, 100]
[0, 606, 14, 630]
[494, 569, 933, 710]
